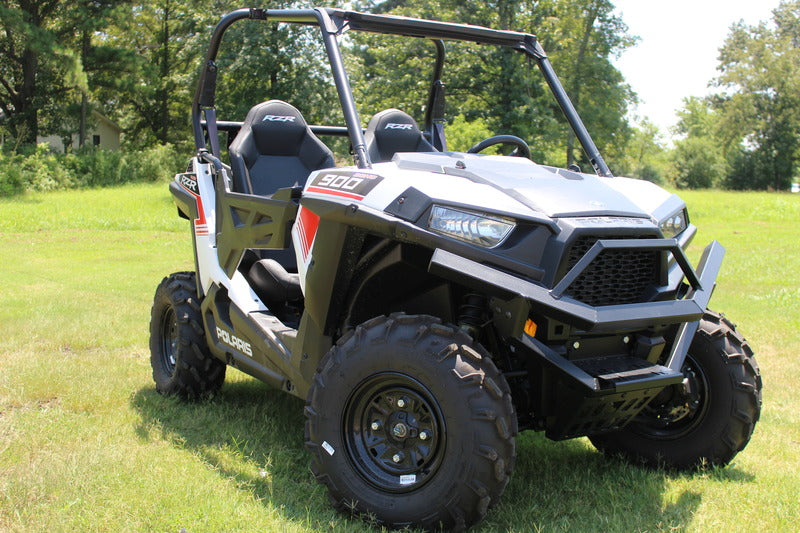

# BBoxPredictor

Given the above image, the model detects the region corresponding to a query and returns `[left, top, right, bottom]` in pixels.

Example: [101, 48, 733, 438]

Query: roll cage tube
[192, 8, 371, 168]
[192, 7, 613, 177]
[423, 40, 447, 151]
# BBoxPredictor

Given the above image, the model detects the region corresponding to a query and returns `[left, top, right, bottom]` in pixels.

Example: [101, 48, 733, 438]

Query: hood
[388, 152, 667, 219]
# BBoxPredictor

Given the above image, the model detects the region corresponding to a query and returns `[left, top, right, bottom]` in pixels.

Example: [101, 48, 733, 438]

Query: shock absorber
[458, 293, 487, 337]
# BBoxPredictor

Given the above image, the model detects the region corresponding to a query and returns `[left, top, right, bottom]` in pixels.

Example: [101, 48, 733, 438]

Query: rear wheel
[149, 272, 225, 399]
[590, 311, 762, 469]
[305, 314, 516, 531]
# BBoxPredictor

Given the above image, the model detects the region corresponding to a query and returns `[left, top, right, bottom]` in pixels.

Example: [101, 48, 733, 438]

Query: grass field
[1, 183, 798, 532]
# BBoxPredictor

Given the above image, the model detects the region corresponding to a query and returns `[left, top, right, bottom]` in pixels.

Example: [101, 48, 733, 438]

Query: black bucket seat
[228, 100, 333, 279]
[229, 100, 334, 196]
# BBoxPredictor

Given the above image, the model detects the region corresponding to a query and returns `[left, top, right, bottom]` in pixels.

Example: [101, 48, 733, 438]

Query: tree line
[0, 0, 797, 190]
[669, 1, 800, 191]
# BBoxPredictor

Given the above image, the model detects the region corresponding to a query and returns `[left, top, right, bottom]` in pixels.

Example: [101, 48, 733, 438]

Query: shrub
[127, 144, 182, 183]
[445, 114, 495, 153]
[669, 136, 726, 189]
[0, 161, 24, 196]
[0, 144, 183, 197]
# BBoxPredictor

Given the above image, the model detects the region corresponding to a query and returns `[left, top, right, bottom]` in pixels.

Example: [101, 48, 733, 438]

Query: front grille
[561, 235, 660, 306]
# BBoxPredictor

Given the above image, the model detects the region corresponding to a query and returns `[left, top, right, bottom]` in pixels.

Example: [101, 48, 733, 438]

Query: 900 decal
[307, 171, 383, 201]
[318, 173, 366, 190]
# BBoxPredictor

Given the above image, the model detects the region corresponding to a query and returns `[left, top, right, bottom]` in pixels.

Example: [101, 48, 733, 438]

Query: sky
[612, 0, 782, 136]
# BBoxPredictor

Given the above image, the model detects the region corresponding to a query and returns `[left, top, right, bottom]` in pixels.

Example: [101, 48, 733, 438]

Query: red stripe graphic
[306, 186, 365, 201]
[297, 207, 320, 261]
[296, 215, 308, 258]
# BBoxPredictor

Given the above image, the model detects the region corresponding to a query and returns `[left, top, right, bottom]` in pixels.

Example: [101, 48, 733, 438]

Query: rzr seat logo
[385, 123, 412, 130]
[179, 173, 199, 195]
[216, 326, 252, 356]
[261, 115, 296, 123]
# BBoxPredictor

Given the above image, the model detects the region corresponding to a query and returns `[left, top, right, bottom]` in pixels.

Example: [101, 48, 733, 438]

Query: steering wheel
[467, 135, 531, 159]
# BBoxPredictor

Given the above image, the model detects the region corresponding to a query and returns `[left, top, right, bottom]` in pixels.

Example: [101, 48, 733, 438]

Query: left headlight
[659, 208, 688, 238]
[428, 205, 515, 248]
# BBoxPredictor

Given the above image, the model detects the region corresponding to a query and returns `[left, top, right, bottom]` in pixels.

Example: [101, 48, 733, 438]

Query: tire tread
[149, 271, 225, 399]
[589, 310, 761, 469]
[304, 314, 516, 531]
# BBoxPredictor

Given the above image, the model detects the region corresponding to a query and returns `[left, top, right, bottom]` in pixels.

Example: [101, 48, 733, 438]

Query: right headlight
[428, 205, 515, 248]
[659, 208, 688, 238]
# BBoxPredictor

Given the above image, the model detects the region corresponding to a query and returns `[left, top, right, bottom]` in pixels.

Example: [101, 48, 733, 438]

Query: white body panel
[183, 152, 683, 300]
[181, 159, 267, 313]
[300, 152, 676, 223]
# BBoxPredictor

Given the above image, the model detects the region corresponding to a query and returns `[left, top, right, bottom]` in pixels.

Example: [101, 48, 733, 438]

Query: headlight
[428, 205, 515, 247]
[659, 209, 688, 238]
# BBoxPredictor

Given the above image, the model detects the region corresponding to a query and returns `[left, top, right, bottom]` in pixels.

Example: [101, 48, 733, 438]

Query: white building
[0, 110, 121, 152]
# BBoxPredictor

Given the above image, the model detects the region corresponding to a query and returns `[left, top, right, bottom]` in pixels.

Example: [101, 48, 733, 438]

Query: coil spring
[458, 293, 487, 334]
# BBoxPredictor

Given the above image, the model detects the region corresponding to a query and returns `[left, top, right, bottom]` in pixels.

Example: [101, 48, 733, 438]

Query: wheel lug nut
[371, 421, 381, 431]
[397, 398, 406, 408]
[392, 452, 403, 463]
[419, 430, 429, 441]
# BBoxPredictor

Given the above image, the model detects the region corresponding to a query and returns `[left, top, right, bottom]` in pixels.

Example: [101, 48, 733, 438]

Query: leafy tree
[445, 114, 495, 152]
[0, 0, 637, 165]
[551, 0, 635, 168]
[103, 0, 213, 148]
[208, 5, 347, 158]
[667, 96, 727, 189]
[0, 1, 86, 147]
[213, 14, 342, 126]
[614, 118, 668, 183]
[712, 1, 800, 190]
[670, 136, 726, 189]
[102, 1, 347, 150]
[349, 0, 635, 169]
[69, 1, 133, 148]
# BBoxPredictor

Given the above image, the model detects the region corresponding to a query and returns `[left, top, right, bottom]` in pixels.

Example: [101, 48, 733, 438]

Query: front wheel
[590, 311, 762, 469]
[305, 314, 516, 531]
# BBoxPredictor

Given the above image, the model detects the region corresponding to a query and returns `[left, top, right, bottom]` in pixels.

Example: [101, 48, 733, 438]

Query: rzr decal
[261, 114, 296, 123]
[306, 172, 384, 201]
[178, 172, 208, 236]
[385, 123, 413, 130]
[179, 173, 199, 195]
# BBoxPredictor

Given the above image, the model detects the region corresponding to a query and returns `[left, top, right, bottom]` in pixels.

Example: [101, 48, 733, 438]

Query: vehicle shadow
[130, 378, 750, 532]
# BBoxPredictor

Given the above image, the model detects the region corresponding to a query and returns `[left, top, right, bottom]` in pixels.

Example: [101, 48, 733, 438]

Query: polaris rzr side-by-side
[149, 8, 761, 531]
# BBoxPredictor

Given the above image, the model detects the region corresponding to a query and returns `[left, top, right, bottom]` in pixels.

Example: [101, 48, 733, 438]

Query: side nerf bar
[429, 239, 724, 334]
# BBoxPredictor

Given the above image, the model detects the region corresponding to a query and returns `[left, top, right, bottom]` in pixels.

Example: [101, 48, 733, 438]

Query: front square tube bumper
[428, 239, 725, 374]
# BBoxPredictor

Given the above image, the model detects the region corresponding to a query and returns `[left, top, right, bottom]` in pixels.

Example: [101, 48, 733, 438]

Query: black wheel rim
[343, 372, 446, 493]
[631, 354, 709, 439]
[159, 306, 178, 376]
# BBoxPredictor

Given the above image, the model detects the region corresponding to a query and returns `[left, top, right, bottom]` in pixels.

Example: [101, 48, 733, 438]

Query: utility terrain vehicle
[150, 7, 762, 531]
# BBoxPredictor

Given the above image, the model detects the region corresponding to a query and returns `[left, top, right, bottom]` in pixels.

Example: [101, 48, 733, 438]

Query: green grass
[1, 184, 798, 532]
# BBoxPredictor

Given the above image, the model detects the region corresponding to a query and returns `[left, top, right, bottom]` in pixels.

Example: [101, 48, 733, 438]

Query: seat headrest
[243, 100, 309, 156]
[365, 108, 434, 162]
[367, 108, 422, 139]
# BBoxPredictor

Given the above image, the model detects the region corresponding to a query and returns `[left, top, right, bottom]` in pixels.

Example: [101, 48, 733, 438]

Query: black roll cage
[193, 7, 613, 177]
